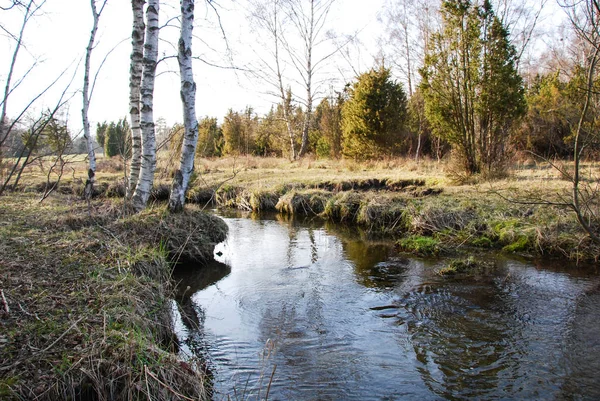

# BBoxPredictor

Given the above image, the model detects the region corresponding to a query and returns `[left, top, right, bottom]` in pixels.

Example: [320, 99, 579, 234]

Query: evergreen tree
[341, 67, 407, 159]
[96, 121, 108, 151]
[514, 73, 573, 157]
[315, 93, 344, 158]
[255, 107, 284, 157]
[222, 109, 244, 155]
[420, 0, 525, 175]
[197, 117, 222, 157]
[104, 118, 131, 158]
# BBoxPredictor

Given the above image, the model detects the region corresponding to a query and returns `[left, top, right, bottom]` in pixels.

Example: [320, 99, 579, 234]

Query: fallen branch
[1, 289, 9, 315]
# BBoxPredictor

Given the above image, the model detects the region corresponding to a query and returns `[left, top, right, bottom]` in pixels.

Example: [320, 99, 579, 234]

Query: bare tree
[128, 0, 146, 198]
[169, 0, 199, 212]
[379, 0, 439, 92]
[559, 0, 600, 245]
[82, 0, 108, 203]
[285, 0, 336, 157]
[249, 0, 341, 158]
[492, 0, 548, 71]
[0, 0, 47, 154]
[249, 0, 298, 159]
[132, 0, 160, 211]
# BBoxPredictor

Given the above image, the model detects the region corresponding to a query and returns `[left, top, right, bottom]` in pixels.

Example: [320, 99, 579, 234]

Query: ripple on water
[174, 214, 600, 401]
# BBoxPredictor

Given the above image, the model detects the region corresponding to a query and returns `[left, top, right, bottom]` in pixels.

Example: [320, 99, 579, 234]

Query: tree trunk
[132, 0, 159, 211]
[273, 1, 296, 160]
[82, 0, 105, 199]
[169, 0, 198, 212]
[0, 0, 37, 151]
[127, 0, 146, 198]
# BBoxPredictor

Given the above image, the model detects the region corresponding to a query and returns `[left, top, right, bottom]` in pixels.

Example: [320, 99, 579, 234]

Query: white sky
[0, 0, 384, 135]
[1, 0, 563, 135]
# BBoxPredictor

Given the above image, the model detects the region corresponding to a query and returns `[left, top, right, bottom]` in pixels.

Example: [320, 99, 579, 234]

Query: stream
[172, 211, 600, 400]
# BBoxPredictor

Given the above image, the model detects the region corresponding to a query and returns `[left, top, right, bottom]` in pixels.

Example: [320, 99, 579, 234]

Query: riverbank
[12, 155, 600, 263]
[181, 156, 599, 263]
[0, 192, 227, 400]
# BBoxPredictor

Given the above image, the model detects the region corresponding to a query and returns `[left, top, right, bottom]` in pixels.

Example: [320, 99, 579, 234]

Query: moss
[503, 235, 531, 252]
[398, 235, 440, 256]
[437, 256, 494, 277]
[471, 236, 493, 248]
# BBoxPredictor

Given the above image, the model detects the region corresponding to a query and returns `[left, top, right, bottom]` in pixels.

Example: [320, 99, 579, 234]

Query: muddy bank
[0, 192, 226, 400]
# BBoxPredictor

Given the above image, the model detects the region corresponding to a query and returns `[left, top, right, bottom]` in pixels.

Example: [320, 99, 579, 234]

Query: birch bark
[168, 0, 198, 212]
[132, 0, 160, 211]
[127, 0, 146, 198]
[82, 0, 106, 200]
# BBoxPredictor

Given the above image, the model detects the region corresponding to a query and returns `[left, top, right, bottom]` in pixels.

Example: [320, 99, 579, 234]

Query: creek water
[172, 211, 600, 401]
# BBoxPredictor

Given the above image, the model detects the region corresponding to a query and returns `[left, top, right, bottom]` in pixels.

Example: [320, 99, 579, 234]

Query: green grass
[398, 235, 441, 256]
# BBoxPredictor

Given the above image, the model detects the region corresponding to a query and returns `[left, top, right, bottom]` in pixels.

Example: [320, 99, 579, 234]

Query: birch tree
[82, 0, 108, 201]
[168, 0, 198, 212]
[250, 0, 298, 159]
[132, 0, 160, 211]
[285, 0, 336, 157]
[127, 0, 146, 198]
[0, 0, 46, 158]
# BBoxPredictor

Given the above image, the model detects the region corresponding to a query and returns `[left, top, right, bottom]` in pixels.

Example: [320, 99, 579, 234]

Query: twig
[265, 364, 277, 401]
[18, 302, 39, 320]
[144, 365, 197, 401]
[37, 317, 83, 355]
[1, 289, 9, 314]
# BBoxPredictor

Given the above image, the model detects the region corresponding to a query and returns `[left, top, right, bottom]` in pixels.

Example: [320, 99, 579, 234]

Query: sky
[0, 0, 384, 135]
[1, 0, 563, 136]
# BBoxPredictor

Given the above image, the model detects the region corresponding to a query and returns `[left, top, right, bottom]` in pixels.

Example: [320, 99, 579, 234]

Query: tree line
[1, 0, 599, 221]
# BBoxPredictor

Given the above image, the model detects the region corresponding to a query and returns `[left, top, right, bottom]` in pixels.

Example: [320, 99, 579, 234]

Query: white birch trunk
[273, 1, 297, 160]
[1, 0, 39, 151]
[132, 0, 159, 211]
[298, 0, 315, 157]
[127, 0, 146, 198]
[168, 0, 198, 212]
[82, 0, 105, 195]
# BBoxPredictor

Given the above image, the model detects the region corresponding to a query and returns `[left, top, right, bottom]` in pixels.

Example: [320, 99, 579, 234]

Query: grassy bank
[9, 154, 600, 263]
[178, 156, 599, 262]
[0, 192, 227, 400]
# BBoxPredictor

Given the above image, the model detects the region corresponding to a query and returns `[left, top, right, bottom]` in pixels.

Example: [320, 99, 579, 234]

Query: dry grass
[0, 192, 226, 400]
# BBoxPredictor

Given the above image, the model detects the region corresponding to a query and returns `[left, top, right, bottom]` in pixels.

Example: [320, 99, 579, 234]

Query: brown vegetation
[0, 191, 226, 400]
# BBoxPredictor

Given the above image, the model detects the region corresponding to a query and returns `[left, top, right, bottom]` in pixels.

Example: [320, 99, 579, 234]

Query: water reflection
[174, 213, 600, 400]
